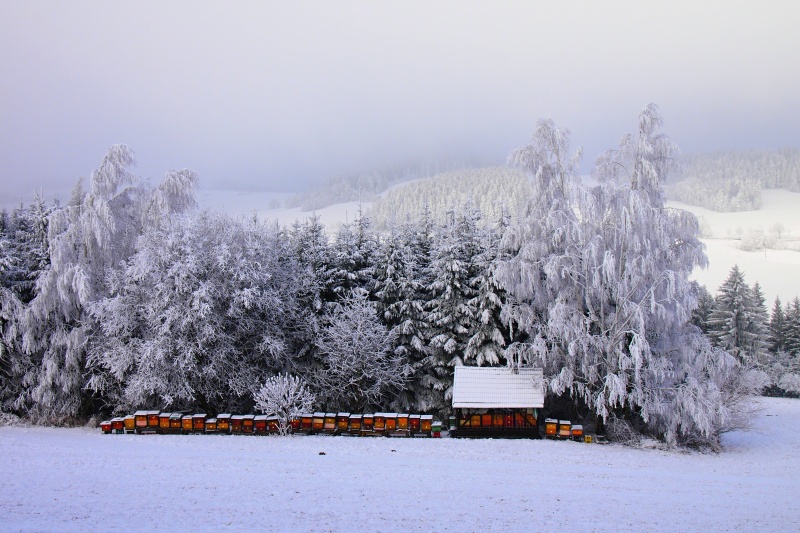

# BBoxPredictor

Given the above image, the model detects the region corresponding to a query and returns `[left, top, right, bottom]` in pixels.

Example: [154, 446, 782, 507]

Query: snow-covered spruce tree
[690, 282, 715, 335]
[464, 218, 508, 367]
[254, 373, 316, 435]
[707, 266, 767, 365]
[768, 297, 787, 354]
[87, 212, 310, 414]
[785, 297, 800, 356]
[0, 194, 54, 413]
[418, 201, 483, 414]
[18, 145, 199, 420]
[311, 289, 406, 412]
[497, 105, 743, 447]
[330, 207, 378, 299]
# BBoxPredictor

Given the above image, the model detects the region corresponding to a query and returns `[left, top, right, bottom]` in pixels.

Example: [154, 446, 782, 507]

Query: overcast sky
[1, 1, 798, 206]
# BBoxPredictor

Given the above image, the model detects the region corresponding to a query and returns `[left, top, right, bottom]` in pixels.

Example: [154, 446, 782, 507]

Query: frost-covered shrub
[254, 374, 316, 435]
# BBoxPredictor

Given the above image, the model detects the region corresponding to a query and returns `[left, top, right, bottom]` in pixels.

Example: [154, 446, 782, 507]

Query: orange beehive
[216, 414, 231, 433]
[373, 413, 386, 434]
[421, 415, 433, 434]
[348, 414, 362, 435]
[312, 412, 325, 433]
[169, 413, 183, 432]
[242, 415, 255, 434]
[571, 424, 583, 442]
[134, 411, 149, 431]
[147, 411, 161, 429]
[290, 417, 301, 433]
[336, 413, 350, 433]
[361, 414, 374, 435]
[301, 414, 313, 432]
[481, 413, 492, 427]
[159, 413, 171, 432]
[397, 414, 409, 431]
[181, 415, 193, 433]
[493, 413, 504, 429]
[192, 414, 207, 433]
[558, 420, 571, 439]
[267, 416, 280, 433]
[323, 413, 337, 433]
[205, 418, 218, 433]
[545, 418, 558, 437]
[123, 415, 135, 433]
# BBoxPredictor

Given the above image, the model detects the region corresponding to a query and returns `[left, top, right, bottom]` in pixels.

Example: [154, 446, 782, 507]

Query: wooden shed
[451, 366, 544, 438]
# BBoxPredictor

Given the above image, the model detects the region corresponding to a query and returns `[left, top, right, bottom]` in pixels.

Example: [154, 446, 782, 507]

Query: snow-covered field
[671, 189, 800, 305]
[2, 397, 798, 532]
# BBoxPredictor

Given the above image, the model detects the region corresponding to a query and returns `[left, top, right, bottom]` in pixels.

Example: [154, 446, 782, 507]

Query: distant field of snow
[2, 397, 798, 531]
[668, 189, 800, 304]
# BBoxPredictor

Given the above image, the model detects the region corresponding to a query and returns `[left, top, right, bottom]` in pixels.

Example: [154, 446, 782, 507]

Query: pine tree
[768, 297, 787, 354]
[785, 297, 800, 356]
[707, 266, 762, 364]
[690, 282, 715, 335]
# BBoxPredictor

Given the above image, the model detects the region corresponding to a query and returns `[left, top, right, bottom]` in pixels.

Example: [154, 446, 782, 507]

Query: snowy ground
[2, 397, 799, 532]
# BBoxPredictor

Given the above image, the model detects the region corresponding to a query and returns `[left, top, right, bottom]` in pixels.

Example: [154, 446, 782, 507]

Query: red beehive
[231, 415, 244, 434]
[409, 415, 421, 434]
[300, 414, 313, 432]
[100, 420, 112, 434]
[254, 415, 268, 435]
[291, 417, 301, 433]
[111, 417, 125, 433]
[267, 416, 280, 433]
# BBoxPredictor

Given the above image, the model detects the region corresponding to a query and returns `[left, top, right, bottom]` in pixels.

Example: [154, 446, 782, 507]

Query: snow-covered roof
[452, 366, 544, 409]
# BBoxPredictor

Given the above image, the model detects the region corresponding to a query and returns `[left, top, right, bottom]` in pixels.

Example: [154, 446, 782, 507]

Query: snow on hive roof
[452, 366, 544, 408]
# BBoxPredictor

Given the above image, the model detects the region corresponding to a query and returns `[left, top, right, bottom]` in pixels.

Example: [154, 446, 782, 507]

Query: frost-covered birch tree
[497, 105, 741, 447]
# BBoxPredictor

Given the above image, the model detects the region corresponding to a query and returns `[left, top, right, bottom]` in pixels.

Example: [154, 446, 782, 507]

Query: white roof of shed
[452, 366, 544, 409]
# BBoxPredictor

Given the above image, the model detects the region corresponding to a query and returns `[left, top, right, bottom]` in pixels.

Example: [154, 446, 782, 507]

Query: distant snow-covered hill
[198, 181, 800, 305]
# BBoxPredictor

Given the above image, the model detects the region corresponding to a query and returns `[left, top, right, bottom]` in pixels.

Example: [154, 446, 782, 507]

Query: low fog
[1, 1, 798, 205]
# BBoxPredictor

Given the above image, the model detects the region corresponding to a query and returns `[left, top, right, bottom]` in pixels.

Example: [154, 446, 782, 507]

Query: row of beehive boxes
[100, 411, 438, 437]
[544, 418, 586, 442]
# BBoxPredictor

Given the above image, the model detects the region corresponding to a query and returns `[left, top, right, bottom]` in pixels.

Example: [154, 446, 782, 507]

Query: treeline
[0, 105, 783, 449]
[666, 148, 800, 211]
[285, 157, 482, 211]
[368, 167, 530, 230]
[692, 266, 800, 398]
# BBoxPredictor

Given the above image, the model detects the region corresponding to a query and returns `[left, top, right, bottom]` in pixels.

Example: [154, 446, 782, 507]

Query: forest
[666, 148, 800, 211]
[2, 105, 798, 450]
